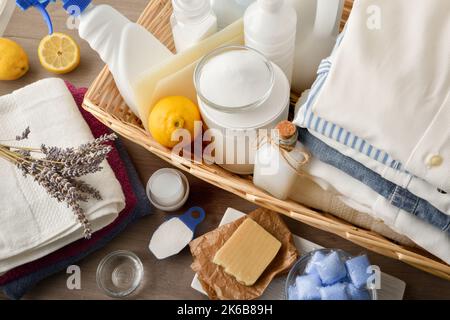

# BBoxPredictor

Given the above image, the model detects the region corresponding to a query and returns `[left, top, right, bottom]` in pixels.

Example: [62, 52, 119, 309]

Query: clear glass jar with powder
[194, 46, 290, 174]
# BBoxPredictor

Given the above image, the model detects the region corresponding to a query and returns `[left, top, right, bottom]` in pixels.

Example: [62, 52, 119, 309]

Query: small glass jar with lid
[194, 45, 291, 174]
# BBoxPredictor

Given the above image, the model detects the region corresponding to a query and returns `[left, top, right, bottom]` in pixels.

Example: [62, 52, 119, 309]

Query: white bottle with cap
[16, 1, 174, 117]
[210, 0, 255, 30]
[171, 0, 218, 53]
[244, 0, 297, 83]
[286, 0, 344, 93]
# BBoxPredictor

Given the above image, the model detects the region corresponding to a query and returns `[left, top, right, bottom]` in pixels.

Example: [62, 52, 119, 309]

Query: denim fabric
[298, 128, 450, 233]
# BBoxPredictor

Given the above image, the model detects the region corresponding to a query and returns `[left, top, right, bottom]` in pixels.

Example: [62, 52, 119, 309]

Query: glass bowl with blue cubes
[285, 249, 377, 300]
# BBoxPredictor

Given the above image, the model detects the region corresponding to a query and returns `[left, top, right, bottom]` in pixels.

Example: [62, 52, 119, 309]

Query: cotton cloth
[289, 176, 415, 247]
[0, 82, 152, 299]
[295, 133, 450, 264]
[1, 137, 151, 299]
[296, 0, 450, 192]
[298, 129, 450, 234]
[295, 89, 450, 217]
[0, 78, 125, 273]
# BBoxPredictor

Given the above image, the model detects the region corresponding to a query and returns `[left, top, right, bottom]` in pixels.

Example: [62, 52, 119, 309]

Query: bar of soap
[213, 218, 281, 286]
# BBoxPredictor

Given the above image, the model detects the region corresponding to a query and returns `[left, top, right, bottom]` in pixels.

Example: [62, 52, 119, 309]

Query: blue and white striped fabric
[295, 33, 408, 173]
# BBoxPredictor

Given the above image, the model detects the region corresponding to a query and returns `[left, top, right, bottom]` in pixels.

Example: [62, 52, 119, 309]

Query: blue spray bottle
[15, 0, 173, 116]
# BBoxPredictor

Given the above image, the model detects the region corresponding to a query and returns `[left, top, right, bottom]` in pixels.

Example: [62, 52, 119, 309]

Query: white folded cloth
[289, 176, 416, 247]
[298, 153, 450, 264]
[308, 0, 450, 192]
[0, 78, 125, 273]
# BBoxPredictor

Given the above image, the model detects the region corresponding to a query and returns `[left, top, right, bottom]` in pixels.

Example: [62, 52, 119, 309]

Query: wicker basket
[83, 0, 450, 280]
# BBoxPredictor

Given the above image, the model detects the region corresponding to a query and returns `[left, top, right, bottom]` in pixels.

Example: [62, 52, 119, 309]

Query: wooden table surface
[1, 0, 449, 300]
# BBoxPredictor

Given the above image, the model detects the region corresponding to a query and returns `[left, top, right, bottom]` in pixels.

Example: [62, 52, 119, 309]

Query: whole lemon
[0, 38, 29, 80]
[149, 96, 202, 148]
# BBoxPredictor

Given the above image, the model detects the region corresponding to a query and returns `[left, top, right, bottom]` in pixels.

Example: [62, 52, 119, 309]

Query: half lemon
[38, 32, 80, 74]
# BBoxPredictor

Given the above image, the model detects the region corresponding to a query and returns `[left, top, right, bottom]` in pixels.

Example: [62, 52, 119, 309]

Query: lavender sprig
[15, 127, 30, 141]
[1, 129, 117, 239]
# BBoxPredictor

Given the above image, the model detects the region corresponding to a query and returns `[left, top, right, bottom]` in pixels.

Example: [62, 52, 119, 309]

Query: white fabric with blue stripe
[295, 32, 408, 174]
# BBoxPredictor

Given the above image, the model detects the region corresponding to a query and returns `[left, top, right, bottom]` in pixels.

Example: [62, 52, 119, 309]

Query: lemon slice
[38, 32, 80, 74]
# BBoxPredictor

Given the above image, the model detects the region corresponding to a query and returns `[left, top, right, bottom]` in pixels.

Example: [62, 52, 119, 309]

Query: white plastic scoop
[149, 207, 206, 260]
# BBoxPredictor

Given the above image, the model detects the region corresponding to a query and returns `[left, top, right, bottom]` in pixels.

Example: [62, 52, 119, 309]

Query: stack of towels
[293, 0, 450, 264]
[0, 79, 152, 299]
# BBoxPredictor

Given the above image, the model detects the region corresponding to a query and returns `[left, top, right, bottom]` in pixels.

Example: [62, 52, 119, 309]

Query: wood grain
[0, 0, 449, 300]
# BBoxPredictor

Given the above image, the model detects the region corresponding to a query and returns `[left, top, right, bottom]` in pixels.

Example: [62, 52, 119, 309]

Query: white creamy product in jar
[198, 49, 273, 108]
[194, 46, 290, 174]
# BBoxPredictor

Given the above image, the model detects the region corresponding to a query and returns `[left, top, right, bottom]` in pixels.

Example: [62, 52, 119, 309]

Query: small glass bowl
[96, 250, 144, 298]
[194, 45, 275, 113]
[285, 249, 377, 300]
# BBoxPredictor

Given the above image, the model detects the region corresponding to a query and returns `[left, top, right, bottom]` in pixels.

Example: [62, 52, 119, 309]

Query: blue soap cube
[294, 274, 322, 300]
[347, 284, 371, 300]
[288, 285, 299, 300]
[305, 251, 327, 274]
[316, 252, 347, 285]
[320, 283, 350, 300]
[345, 255, 372, 289]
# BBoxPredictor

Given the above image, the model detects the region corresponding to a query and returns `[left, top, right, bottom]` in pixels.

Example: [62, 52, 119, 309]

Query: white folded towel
[0, 78, 125, 273]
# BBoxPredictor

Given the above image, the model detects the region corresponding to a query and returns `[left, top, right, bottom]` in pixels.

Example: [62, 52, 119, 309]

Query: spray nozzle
[16, 0, 92, 35]
[16, 0, 54, 34]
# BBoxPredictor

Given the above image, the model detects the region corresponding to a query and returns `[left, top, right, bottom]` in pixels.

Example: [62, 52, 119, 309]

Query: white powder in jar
[198, 49, 273, 108]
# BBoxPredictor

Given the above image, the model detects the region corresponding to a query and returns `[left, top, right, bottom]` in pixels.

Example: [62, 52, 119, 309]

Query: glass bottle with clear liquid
[253, 121, 308, 200]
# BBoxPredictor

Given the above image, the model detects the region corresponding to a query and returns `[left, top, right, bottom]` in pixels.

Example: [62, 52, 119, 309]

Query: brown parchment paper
[189, 208, 299, 300]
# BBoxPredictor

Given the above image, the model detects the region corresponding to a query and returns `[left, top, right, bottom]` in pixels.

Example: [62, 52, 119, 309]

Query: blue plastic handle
[16, 0, 54, 34]
[16, 0, 92, 34]
[36, 3, 53, 34]
[178, 207, 206, 233]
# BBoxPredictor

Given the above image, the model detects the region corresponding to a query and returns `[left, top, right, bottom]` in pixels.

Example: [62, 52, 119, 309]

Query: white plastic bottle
[171, 0, 217, 53]
[253, 121, 307, 200]
[286, 0, 344, 93]
[244, 0, 297, 83]
[211, 0, 255, 30]
[16, 0, 174, 116]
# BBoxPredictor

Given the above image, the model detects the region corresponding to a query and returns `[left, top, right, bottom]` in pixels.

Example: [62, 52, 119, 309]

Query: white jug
[286, 0, 344, 93]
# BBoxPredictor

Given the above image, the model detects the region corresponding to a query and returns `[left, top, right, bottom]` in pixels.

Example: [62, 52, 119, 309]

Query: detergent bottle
[244, 0, 297, 83]
[15, 0, 173, 116]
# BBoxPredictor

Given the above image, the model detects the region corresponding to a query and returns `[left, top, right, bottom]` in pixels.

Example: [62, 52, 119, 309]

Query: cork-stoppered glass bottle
[253, 121, 307, 200]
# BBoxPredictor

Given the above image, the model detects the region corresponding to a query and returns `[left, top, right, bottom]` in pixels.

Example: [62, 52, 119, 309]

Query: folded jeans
[298, 128, 450, 233]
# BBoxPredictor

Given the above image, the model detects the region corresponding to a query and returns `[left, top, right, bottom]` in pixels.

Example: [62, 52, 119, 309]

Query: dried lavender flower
[1, 129, 117, 239]
[16, 127, 30, 141]
[72, 179, 103, 201]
